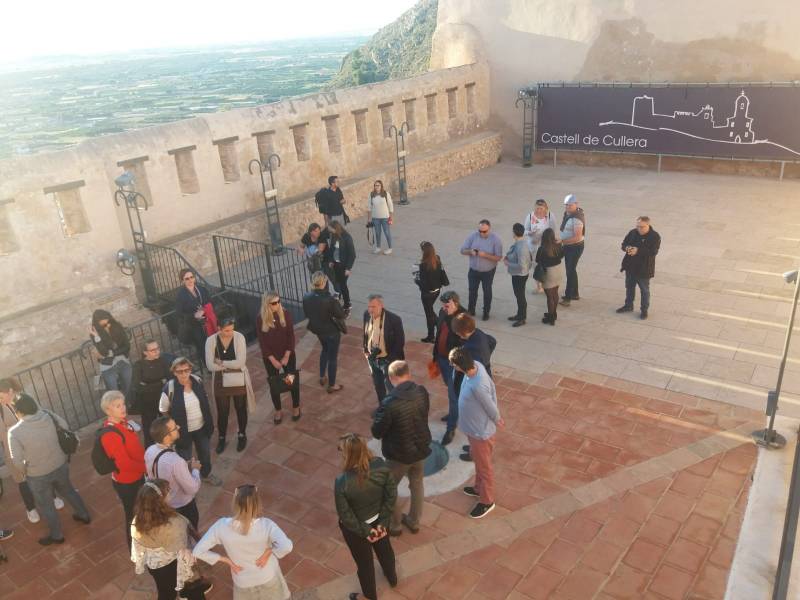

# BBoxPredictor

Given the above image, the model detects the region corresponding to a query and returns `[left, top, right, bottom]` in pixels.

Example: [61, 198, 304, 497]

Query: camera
[369, 346, 382, 361]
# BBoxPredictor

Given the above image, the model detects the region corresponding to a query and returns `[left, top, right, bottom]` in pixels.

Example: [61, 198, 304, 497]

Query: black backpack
[314, 188, 329, 214]
[91, 426, 125, 475]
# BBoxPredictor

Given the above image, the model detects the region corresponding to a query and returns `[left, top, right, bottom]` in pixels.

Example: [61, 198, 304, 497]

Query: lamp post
[389, 122, 410, 205]
[248, 154, 283, 250]
[516, 88, 538, 167]
[113, 171, 157, 305]
[752, 268, 800, 449]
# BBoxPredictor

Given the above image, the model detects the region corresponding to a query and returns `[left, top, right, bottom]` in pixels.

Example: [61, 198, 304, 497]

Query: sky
[0, 0, 422, 63]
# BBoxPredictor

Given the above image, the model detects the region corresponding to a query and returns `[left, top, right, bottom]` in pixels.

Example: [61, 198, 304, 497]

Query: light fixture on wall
[116, 248, 137, 276]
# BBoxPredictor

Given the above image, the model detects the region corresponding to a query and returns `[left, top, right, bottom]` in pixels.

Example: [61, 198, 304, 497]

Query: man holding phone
[617, 216, 661, 320]
[460, 220, 503, 321]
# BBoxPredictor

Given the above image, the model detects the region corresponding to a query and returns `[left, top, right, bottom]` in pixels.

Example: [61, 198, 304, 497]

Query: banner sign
[536, 85, 800, 161]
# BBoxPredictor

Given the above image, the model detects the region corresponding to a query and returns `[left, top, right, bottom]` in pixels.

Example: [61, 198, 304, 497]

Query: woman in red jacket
[256, 292, 300, 425]
[100, 390, 147, 550]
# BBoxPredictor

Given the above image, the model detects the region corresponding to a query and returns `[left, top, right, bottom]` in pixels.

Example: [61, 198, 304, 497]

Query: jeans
[387, 459, 425, 530]
[511, 275, 527, 319]
[340, 523, 397, 600]
[264, 353, 300, 410]
[176, 429, 212, 479]
[318, 333, 341, 385]
[368, 356, 394, 403]
[332, 263, 351, 307]
[437, 355, 458, 432]
[101, 359, 132, 399]
[468, 435, 496, 505]
[26, 463, 90, 540]
[215, 394, 248, 438]
[148, 559, 207, 600]
[467, 268, 496, 315]
[113, 477, 144, 550]
[19, 481, 36, 511]
[372, 218, 392, 248]
[563, 242, 584, 299]
[625, 271, 651, 311]
[421, 290, 440, 338]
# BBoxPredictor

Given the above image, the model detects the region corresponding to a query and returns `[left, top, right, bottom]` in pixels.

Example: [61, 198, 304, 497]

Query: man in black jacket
[371, 360, 431, 536]
[617, 216, 661, 320]
[363, 294, 405, 403]
[316, 175, 348, 226]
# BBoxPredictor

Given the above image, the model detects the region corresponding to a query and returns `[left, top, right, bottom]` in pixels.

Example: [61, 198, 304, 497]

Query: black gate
[212, 235, 310, 325]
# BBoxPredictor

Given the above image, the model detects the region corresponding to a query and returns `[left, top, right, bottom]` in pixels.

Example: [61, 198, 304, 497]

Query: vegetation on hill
[326, 0, 438, 88]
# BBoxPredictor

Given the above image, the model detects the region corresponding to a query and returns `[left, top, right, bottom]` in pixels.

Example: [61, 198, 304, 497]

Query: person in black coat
[175, 268, 213, 366]
[90, 309, 132, 398]
[417, 242, 449, 343]
[371, 361, 431, 536]
[433, 291, 466, 445]
[325, 221, 356, 312]
[303, 271, 347, 393]
[362, 295, 405, 404]
[130, 339, 174, 447]
[616, 216, 661, 320]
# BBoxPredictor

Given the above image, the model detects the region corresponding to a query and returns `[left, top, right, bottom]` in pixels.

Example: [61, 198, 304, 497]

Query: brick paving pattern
[0, 329, 760, 599]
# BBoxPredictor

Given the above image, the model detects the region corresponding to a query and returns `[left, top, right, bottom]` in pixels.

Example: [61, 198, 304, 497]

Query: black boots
[541, 313, 556, 325]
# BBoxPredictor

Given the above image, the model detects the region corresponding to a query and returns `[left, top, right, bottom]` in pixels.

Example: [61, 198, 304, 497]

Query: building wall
[431, 0, 800, 156]
[0, 62, 490, 322]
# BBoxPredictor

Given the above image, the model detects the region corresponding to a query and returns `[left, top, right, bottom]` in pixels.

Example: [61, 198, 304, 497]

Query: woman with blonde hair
[368, 180, 394, 255]
[524, 198, 559, 293]
[205, 313, 256, 454]
[130, 478, 212, 599]
[256, 292, 300, 424]
[194, 484, 293, 600]
[334, 433, 398, 600]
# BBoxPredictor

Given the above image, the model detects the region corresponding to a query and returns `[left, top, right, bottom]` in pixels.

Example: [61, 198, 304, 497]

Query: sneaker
[469, 503, 495, 519]
[383, 248, 392, 255]
[459, 452, 473, 462]
[72, 514, 91, 525]
[54, 497, 65, 510]
[203, 474, 223, 487]
[512, 319, 526, 327]
[38, 536, 65, 546]
[327, 384, 343, 394]
[26, 509, 40, 524]
[462, 445, 470, 452]
[463, 486, 479, 497]
[0, 529, 14, 541]
[616, 305, 633, 313]
[372, 247, 382, 254]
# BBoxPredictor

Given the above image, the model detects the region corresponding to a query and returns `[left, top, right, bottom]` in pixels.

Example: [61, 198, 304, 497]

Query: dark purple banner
[536, 85, 800, 161]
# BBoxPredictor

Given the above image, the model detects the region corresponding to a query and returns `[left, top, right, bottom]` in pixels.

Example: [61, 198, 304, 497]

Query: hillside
[327, 0, 438, 88]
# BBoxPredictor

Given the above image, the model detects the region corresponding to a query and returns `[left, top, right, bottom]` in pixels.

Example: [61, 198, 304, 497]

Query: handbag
[533, 263, 546, 283]
[202, 303, 218, 337]
[222, 371, 245, 388]
[268, 370, 299, 395]
[214, 338, 247, 396]
[45, 410, 80, 456]
[332, 316, 348, 334]
[440, 267, 450, 287]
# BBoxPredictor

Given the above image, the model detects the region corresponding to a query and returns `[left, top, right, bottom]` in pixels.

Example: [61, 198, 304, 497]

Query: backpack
[314, 188, 329, 214]
[43, 410, 80, 457]
[91, 426, 125, 475]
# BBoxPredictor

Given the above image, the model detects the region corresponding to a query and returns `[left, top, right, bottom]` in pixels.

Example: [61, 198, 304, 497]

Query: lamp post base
[752, 428, 787, 449]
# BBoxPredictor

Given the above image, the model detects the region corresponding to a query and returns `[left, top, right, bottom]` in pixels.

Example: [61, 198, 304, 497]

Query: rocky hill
[326, 0, 438, 88]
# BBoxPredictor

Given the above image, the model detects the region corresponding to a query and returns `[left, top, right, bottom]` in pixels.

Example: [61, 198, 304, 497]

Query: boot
[215, 437, 226, 454]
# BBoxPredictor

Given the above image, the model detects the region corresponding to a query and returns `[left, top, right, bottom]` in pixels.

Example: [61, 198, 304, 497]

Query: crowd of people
[0, 174, 662, 600]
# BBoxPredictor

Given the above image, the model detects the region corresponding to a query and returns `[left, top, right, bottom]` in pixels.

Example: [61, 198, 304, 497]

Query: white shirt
[193, 517, 292, 590]
[368, 193, 394, 219]
[159, 389, 204, 432]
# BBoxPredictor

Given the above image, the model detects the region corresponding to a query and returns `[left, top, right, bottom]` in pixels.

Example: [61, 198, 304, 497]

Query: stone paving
[0, 325, 760, 599]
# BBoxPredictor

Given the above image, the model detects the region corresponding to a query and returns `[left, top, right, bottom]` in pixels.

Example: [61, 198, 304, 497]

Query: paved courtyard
[1, 162, 797, 598]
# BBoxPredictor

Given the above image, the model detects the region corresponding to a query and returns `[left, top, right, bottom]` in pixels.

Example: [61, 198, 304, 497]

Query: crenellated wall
[0, 62, 490, 323]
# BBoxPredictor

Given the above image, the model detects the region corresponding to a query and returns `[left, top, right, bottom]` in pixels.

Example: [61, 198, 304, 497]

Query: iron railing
[143, 242, 219, 307]
[212, 234, 310, 323]
[9, 310, 204, 431]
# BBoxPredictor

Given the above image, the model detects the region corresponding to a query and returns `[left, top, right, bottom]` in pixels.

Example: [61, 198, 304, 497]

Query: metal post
[772, 426, 800, 600]
[752, 271, 800, 449]
[390, 122, 410, 205]
[657, 154, 663, 174]
[515, 92, 536, 167]
[553, 148, 558, 168]
[249, 155, 283, 249]
[780, 161, 786, 181]
[113, 181, 158, 305]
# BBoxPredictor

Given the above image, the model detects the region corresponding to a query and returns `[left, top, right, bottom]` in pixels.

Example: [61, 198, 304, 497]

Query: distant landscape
[0, 37, 367, 159]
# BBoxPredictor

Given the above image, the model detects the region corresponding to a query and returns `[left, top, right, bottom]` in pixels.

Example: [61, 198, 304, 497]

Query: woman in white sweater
[368, 180, 394, 255]
[205, 314, 256, 454]
[194, 484, 293, 600]
[524, 198, 559, 292]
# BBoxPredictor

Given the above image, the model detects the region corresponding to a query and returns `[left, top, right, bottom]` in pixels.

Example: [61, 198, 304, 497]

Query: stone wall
[431, 0, 800, 158]
[0, 61, 490, 324]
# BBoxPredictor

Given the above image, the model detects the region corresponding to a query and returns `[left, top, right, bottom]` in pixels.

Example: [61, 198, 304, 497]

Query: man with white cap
[559, 194, 585, 306]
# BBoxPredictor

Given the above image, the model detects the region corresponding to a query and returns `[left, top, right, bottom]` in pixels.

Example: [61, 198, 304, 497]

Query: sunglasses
[183, 275, 195, 281]
[270, 300, 280, 306]
[174, 367, 192, 374]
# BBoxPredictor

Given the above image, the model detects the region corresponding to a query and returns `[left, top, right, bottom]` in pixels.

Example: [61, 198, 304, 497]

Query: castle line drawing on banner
[598, 91, 800, 156]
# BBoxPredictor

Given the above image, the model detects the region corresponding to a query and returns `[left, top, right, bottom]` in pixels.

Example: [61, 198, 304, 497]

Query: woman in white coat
[205, 314, 256, 454]
[524, 198, 559, 292]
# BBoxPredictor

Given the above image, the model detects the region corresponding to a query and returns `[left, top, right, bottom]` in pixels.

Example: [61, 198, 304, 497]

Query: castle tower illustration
[725, 91, 754, 143]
